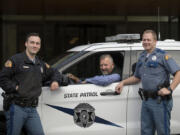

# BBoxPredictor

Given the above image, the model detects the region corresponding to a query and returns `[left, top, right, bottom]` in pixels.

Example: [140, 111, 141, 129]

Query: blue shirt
[85, 73, 121, 86]
[134, 48, 180, 91]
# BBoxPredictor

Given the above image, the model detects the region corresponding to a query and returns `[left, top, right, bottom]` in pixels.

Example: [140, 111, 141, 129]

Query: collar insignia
[23, 66, 30, 68]
[5, 60, 12, 68]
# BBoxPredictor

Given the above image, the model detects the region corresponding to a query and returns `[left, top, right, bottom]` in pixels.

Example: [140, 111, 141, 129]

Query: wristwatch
[167, 86, 173, 94]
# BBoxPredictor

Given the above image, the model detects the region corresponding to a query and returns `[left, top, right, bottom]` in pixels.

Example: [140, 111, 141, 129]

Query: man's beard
[101, 71, 109, 75]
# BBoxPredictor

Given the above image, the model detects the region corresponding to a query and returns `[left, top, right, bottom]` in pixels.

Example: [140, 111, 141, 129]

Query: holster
[1, 92, 14, 111]
[139, 81, 172, 103]
[138, 88, 157, 101]
[138, 88, 146, 100]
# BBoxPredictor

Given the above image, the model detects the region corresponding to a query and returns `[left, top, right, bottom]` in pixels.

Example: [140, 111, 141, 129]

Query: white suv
[1, 35, 180, 135]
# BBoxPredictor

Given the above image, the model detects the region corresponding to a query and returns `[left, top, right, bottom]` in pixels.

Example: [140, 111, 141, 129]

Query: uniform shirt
[134, 48, 180, 91]
[0, 52, 61, 99]
[85, 67, 121, 86]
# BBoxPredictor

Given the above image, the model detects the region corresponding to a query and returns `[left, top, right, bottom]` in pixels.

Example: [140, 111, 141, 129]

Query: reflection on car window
[52, 52, 79, 68]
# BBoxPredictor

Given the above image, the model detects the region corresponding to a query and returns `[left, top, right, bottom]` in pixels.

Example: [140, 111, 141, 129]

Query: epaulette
[156, 48, 165, 54]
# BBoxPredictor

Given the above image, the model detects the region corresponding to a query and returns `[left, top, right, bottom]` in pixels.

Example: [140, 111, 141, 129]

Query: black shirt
[0, 52, 61, 99]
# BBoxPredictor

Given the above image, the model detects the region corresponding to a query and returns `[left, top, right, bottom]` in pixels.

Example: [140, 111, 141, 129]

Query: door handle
[100, 91, 119, 96]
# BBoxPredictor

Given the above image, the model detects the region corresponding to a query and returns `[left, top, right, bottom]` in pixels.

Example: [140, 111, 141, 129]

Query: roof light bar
[105, 34, 140, 42]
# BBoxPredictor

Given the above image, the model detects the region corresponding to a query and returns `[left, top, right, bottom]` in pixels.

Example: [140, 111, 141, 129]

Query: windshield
[51, 51, 88, 70]
[51, 52, 78, 68]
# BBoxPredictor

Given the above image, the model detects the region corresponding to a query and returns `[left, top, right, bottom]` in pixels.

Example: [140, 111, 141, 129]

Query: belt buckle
[15, 100, 25, 107]
[22, 98, 28, 102]
[151, 92, 157, 99]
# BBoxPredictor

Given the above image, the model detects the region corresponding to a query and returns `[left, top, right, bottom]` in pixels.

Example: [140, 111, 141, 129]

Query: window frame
[60, 51, 127, 81]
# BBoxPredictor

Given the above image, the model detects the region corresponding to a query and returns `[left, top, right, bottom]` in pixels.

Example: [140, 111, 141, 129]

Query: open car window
[62, 51, 124, 83]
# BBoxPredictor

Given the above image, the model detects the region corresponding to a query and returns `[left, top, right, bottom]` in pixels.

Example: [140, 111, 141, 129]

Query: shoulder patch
[4, 60, 12, 68]
[165, 54, 171, 60]
[45, 63, 50, 68]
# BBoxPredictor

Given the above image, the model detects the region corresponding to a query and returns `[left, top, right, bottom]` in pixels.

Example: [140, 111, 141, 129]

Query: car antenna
[157, 7, 161, 41]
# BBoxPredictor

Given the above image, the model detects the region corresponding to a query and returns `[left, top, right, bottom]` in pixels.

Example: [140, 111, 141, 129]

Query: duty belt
[13, 98, 38, 107]
[138, 88, 172, 103]
[138, 88, 158, 100]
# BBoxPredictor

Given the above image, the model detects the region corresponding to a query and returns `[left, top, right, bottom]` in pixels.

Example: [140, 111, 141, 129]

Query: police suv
[0, 34, 180, 135]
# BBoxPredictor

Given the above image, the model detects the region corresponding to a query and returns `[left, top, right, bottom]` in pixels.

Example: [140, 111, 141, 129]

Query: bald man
[68, 54, 121, 86]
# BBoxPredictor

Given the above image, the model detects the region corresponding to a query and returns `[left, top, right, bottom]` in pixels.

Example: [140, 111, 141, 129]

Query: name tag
[23, 66, 30, 69]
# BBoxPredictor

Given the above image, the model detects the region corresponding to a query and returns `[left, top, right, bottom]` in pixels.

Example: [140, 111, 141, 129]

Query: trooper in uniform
[0, 33, 61, 135]
[115, 30, 180, 135]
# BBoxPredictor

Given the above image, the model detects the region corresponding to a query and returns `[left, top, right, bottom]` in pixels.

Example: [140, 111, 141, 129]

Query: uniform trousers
[141, 98, 173, 135]
[5, 104, 44, 135]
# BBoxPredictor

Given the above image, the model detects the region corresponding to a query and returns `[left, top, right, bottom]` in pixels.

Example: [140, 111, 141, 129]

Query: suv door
[126, 49, 142, 135]
[39, 50, 130, 135]
[164, 50, 180, 134]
